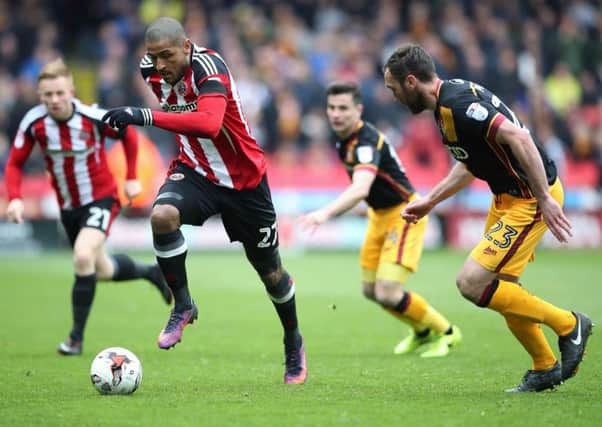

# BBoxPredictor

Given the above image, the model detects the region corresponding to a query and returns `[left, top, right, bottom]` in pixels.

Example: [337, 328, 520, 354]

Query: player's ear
[405, 74, 417, 88]
[184, 39, 191, 53]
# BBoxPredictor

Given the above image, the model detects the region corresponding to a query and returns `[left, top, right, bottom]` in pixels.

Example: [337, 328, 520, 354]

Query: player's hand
[6, 199, 25, 224]
[539, 195, 572, 243]
[401, 198, 432, 223]
[123, 179, 142, 206]
[298, 210, 329, 235]
[102, 107, 153, 130]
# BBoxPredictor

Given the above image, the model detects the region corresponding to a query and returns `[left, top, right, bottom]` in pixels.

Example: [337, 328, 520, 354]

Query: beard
[402, 86, 428, 114]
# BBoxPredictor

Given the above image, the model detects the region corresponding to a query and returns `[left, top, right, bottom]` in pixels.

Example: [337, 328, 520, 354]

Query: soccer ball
[90, 347, 143, 395]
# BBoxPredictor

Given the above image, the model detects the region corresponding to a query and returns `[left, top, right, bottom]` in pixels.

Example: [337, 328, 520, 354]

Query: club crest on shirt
[169, 173, 185, 181]
[357, 146, 373, 164]
[79, 131, 91, 141]
[176, 81, 187, 96]
[465, 102, 489, 121]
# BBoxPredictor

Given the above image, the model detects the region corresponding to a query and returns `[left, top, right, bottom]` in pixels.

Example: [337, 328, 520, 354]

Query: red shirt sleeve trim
[353, 164, 378, 174]
[486, 113, 506, 143]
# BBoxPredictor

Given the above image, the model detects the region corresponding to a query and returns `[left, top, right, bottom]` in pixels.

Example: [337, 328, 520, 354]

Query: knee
[455, 272, 480, 303]
[151, 205, 180, 233]
[374, 280, 404, 308]
[73, 249, 95, 272]
[260, 268, 283, 289]
[362, 282, 376, 302]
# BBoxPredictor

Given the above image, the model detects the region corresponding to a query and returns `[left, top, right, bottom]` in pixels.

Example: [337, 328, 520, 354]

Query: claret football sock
[483, 280, 576, 336]
[70, 273, 97, 341]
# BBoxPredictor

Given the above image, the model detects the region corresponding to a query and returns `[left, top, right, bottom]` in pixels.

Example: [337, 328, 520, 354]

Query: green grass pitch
[1, 249, 601, 426]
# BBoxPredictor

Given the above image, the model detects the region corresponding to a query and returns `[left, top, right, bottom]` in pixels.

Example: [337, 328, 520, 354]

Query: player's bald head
[145, 17, 187, 46]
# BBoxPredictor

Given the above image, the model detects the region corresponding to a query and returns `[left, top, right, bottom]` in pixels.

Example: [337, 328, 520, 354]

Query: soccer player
[299, 82, 462, 357]
[4, 58, 172, 356]
[101, 17, 307, 384]
[383, 44, 592, 392]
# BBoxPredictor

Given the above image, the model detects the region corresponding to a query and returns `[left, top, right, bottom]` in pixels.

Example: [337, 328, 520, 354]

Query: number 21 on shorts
[86, 207, 111, 232]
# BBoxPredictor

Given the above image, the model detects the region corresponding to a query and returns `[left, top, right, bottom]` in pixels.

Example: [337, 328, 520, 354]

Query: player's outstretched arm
[102, 95, 227, 140]
[298, 168, 375, 234]
[402, 162, 474, 223]
[496, 119, 572, 243]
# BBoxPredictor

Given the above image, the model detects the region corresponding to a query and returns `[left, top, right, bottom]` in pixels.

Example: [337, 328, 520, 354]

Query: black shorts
[60, 196, 121, 246]
[154, 162, 279, 255]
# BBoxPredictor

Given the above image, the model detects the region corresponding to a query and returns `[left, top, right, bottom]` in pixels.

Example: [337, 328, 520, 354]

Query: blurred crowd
[0, 0, 600, 189]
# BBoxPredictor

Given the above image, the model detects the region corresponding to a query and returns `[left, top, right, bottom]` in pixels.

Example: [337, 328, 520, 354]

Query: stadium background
[0, 0, 600, 252]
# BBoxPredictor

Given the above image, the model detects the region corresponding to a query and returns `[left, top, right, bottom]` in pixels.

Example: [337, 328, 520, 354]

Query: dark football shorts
[153, 162, 280, 258]
[60, 196, 121, 246]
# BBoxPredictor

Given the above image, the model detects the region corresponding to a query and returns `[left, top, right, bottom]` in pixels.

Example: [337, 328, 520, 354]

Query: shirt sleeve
[456, 100, 505, 143]
[5, 128, 36, 201]
[151, 94, 227, 139]
[120, 126, 139, 180]
[352, 131, 383, 174]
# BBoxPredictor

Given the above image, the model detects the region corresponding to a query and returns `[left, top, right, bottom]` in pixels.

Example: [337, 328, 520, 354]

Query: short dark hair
[145, 17, 186, 45]
[326, 81, 362, 104]
[384, 44, 436, 83]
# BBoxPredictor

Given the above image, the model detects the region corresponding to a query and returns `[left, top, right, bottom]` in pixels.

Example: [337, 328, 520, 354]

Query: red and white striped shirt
[140, 43, 266, 190]
[5, 100, 138, 209]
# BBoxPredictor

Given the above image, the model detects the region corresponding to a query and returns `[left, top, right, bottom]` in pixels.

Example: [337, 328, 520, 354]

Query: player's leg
[245, 246, 306, 384]
[365, 203, 460, 356]
[58, 226, 106, 355]
[57, 199, 115, 355]
[151, 167, 218, 349]
[468, 197, 557, 376]
[457, 258, 563, 391]
[151, 167, 220, 349]
[360, 207, 430, 349]
[223, 175, 306, 384]
[95, 247, 172, 305]
[458, 184, 589, 390]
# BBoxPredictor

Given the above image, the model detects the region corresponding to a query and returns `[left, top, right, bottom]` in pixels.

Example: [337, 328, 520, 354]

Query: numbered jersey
[140, 43, 266, 190]
[434, 79, 557, 198]
[335, 120, 414, 209]
[9, 100, 122, 209]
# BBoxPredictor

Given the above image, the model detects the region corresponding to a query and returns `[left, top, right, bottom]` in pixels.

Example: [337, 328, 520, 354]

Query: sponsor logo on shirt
[466, 102, 489, 121]
[357, 146, 373, 163]
[161, 102, 197, 112]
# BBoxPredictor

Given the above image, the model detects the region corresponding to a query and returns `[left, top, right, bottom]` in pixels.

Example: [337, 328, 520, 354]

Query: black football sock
[266, 271, 301, 349]
[111, 254, 153, 281]
[70, 273, 97, 342]
[153, 229, 191, 311]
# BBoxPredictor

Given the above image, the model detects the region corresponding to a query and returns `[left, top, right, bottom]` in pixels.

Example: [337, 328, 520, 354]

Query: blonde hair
[38, 58, 73, 84]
